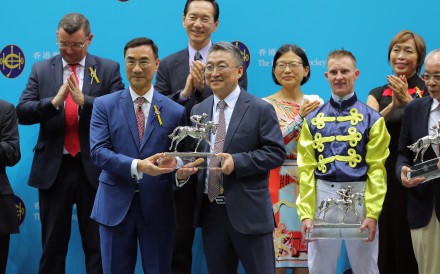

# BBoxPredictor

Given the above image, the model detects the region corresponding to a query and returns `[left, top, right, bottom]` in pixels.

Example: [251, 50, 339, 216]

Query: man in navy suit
[16, 13, 124, 274]
[398, 49, 440, 274]
[90, 37, 186, 274]
[0, 100, 20, 274]
[177, 42, 285, 274]
[154, 2, 247, 272]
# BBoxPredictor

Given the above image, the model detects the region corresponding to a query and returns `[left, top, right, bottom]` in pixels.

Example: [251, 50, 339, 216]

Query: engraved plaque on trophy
[165, 113, 223, 169]
[407, 122, 440, 181]
[306, 184, 368, 240]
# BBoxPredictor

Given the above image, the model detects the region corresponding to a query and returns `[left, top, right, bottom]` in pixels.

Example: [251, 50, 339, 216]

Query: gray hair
[58, 13, 91, 36]
[208, 42, 243, 66]
[426, 49, 440, 62]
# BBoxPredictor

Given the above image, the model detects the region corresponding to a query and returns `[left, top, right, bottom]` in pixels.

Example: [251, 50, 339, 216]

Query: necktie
[194, 51, 203, 61]
[64, 64, 80, 156]
[136, 97, 146, 144]
[193, 52, 203, 94]
[208, 100, 227, 202]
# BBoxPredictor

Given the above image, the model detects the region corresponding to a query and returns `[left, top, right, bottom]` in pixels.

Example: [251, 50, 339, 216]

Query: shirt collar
[62, 57, 86, 69]
[130, 86, 154, 104]
[331, 91, 355, 102]
[430, 99, 440, 112]
[188, 41, 212, 62]
[213, 85, 240, 110]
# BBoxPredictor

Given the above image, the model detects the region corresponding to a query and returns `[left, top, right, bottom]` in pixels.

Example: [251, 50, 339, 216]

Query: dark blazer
[396, 95, 440, 229]
[90, 88, 185, 228]
[155, 47, 248, 123]
[16, 53, 124, 189]
[0, 100, 20, 235]
[192, 89, 286, 234]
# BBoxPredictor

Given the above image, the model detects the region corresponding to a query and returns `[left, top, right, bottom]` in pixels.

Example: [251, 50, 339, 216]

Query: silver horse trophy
[406, 121, 440, 181]
[165, 113, 221, 169]
[307, 185, 368, 240]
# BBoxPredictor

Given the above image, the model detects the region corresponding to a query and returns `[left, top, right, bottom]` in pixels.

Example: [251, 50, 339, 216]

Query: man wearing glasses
[89, 37, 186, 274]
[16, 13, 124, 274]
[398, 49, 440, 274]
[154, 1, 247, 272]
[176, 42, 285, 274]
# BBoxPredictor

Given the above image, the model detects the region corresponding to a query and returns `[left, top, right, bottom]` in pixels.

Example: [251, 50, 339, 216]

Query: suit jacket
[0, 100, 20, 234]
[90, 88, 185, 228]
[192, 89, 286, 234]
[396, 95, 440, 229]
[154, 47, 248, 123]
[16, 53, 124, 189]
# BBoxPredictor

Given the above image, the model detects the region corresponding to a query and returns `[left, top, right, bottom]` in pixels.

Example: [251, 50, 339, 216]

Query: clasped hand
[51, 73, 85, 108]
[387, 75, 412, 108]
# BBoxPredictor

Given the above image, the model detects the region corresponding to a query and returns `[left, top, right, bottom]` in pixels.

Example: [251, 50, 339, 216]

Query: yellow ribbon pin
[153, 105, 163, 126]
[415, 86, 422, 98]
[88, 67, 100, 84]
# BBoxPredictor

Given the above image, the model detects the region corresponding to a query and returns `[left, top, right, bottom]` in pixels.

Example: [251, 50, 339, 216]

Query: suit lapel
[416, 97, 435, 160]
[52, 56, 64, 99]
[176, 50, 190, 85]
[120, 88, 141, 149]
[198, 97, 214, 153]
[421, 97, 433, 137]
[141, 91, 162, 149]
[223, 90, 249, 151]
[82, 54, 94, 96]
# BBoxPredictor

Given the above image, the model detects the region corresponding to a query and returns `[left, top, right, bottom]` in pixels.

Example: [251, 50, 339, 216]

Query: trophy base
[306, 223, 368, 240]
[407, 157, 440, 182]
[164, 152, 222, 169]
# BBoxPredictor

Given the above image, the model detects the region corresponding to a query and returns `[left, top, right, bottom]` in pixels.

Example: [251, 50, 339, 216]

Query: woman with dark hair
[366, 30, 427, 274]
[263, 44, 322, 274]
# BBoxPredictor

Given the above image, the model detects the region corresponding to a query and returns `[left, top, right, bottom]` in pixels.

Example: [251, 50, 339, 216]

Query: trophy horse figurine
[316, 185, 365, 224]
[168, 114, 218, 152]
[407, 121, 440, 162]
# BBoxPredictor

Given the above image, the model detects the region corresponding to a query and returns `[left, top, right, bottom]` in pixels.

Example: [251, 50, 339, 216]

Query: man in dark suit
[397, 48, 440, 274]
[90, 37, 185, 274]
[0, 100, 20, 274]
[154, 2, 247, 272]
[16, 13, 124, 274]
[177, 42, 285, 274]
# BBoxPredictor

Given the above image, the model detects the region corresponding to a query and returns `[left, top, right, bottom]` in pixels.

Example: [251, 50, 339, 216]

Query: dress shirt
[429, 99, 440, 157]
[61, 57, 85, 154]
[187, 42, 211, 67]
[130, 86, 153, 180]
[62, 58, 85, 90]
[204, 85, 241, 193]
[331, 91, 355, 103]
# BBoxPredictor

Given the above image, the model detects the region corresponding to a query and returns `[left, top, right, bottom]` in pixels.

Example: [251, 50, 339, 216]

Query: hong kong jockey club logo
[0, 45, 25, 78]
[14, 195, 26, 226]
[231, 41, 250, 70]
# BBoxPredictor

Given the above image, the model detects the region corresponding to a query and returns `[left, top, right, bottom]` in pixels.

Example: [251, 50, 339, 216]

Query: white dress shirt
[204, 85, 241, 193]
[130, 86, 154, 180]
[429, 99, 440, 157]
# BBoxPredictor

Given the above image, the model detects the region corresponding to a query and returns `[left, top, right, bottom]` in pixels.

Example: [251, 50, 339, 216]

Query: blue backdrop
[2, 0, 440, 273]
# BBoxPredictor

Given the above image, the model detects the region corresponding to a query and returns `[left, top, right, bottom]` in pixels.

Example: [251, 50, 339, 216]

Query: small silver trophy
[406, 122, 440, 181]
[165, 113, 222, 169]
[306, 184, 368, 240]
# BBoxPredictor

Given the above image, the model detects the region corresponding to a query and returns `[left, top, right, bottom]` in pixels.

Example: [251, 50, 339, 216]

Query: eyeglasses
[275, 61, 303, 71]
[421, 73, 440, 82]
[204, 64, 240, 73]
[125, 59, 154, 69]
[185, 15, 214, 25]
[56, 38, 89, 49]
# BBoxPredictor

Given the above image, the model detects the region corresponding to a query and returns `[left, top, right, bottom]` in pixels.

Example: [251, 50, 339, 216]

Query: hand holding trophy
[406, 121, 440, 182]
[306, 183, 369, 240]
[166, 113, 223, 169]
